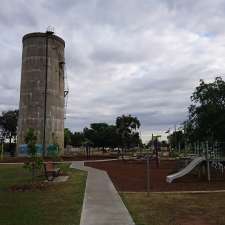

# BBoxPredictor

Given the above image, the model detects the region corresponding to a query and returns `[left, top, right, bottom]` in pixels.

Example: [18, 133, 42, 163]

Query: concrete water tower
[17, 30, 66, 155]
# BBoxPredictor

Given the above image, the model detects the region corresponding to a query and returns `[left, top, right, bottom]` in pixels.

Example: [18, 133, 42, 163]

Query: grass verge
[121, 192, 225, 225]
[0, 163, 87, 225]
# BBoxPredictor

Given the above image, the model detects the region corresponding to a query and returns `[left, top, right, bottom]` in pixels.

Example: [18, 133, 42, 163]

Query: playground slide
[166, 156, 205, 183]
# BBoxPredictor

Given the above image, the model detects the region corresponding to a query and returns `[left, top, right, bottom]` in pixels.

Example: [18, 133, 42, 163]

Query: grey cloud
[90, 47, 145, 64]
[0, 1, 37, 27]
[1, 0, 225, 142]
[136, 111, 187, 127]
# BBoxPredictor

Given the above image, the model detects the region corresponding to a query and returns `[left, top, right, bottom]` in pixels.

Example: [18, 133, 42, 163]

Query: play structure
[166, 141, 225, 183]
[167, 156, 205, 183]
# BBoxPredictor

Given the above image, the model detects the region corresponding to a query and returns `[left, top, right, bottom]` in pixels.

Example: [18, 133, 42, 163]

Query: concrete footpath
[70, 161, 135, 225]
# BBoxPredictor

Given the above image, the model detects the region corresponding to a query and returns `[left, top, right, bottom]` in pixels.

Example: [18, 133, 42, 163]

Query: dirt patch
[85, 160, 225, 192]
[9, 182, 50, 192]
[176, 216, 211, 225]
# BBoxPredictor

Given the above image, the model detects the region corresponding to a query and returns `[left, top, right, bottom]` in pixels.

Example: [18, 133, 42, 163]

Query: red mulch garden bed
[85, 159, 225, 192]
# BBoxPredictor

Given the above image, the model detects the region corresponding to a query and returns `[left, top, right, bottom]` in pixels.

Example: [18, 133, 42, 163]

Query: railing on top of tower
[46, 26, 55, 35]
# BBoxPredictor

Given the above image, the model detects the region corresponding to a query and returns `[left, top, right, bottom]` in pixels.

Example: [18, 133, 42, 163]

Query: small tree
[0, 110, 18, 155]
[24, 128, 43, 182]
[0, 110, 18, 144]
[116, 114, 141, 158]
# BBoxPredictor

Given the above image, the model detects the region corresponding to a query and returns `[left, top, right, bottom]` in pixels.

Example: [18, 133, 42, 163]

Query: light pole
[165, 128, 171, 155]
[146, 147, 150, 197]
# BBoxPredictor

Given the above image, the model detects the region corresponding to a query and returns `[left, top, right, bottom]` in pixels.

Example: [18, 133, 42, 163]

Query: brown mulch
[85, 160, 225, 192]
[0, 155, 116, 163]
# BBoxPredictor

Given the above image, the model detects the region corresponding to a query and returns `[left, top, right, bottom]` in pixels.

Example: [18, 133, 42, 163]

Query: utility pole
[146, 147, 150, 196]
[174, 124, 177, 151]
[146, 135, 152, 197]
[43, 30, 54, 157]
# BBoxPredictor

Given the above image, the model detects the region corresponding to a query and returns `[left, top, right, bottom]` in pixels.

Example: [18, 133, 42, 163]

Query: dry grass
[121, 192, 225, 225]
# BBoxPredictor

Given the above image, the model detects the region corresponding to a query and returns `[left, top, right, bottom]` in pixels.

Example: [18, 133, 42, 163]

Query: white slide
[166, 157, 205, 183]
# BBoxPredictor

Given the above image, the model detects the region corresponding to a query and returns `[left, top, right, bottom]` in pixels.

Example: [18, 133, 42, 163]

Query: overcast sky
[1, 0, 225, 142]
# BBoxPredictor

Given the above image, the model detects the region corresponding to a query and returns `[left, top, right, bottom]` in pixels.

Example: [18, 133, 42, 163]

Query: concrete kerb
[70, 160, 135, 225]
[123, 190, 225, 194]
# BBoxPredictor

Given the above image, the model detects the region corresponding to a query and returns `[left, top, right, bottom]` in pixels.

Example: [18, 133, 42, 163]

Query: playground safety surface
[85, 160, 225, 192]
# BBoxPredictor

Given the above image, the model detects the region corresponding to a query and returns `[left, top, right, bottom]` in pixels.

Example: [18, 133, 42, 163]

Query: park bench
[44, 161, 61, 181]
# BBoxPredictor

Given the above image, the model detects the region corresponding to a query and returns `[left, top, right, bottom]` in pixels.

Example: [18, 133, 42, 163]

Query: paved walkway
[70, 161, 135, 225]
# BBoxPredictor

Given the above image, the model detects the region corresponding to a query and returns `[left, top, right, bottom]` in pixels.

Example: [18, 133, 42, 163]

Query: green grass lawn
[121, 192, 225, 225]
[0, 163, 87, 225]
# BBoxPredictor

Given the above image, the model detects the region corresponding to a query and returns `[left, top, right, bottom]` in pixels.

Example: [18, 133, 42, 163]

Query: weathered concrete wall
[17, 32, 65, 154]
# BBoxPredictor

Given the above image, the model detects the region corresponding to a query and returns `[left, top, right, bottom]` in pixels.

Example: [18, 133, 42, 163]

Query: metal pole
[174, 124, 177, 151]
[155, 136, 159, 168]
[146, 149, 150, 197]
[206, 141, 211, 183]
[43, 33, 52, 157]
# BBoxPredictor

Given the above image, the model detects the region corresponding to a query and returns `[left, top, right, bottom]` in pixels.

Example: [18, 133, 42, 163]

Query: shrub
[24, 128, 43, 182]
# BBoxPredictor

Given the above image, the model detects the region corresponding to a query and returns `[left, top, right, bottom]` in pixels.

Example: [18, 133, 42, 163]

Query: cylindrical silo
[17, 31, 65, 155]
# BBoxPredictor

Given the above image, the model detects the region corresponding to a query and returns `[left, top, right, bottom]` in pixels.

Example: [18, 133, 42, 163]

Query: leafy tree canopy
[185, 77, 225, 142]
[71, 132, 85, 147]
[83, 123, 120, 149]
[116, 114, 141, 148]
[0, 109, 18, 143]
[64, 115, 141, 149]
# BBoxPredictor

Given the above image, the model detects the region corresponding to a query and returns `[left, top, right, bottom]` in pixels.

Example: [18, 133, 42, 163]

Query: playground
[85, 159, 225, 192]
[85, 141, 225, 192]
[83, 143, 225, 225]
[1, 139, 225, 225]
[1, 144, 225, 225]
